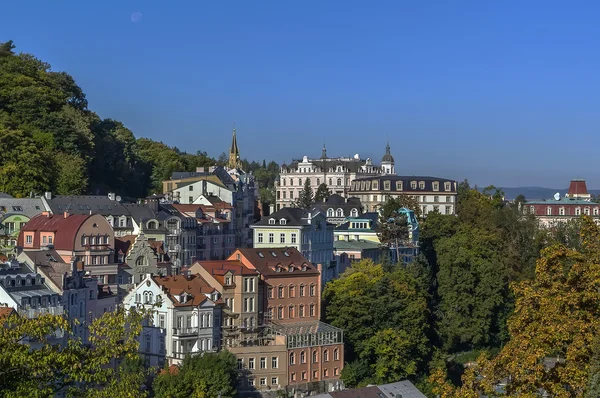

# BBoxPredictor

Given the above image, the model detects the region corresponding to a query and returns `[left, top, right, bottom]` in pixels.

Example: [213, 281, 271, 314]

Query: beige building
[348, 176, 458, 215]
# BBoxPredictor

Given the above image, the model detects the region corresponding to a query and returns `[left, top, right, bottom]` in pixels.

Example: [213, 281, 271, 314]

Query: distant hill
[491, 187, 600, 201]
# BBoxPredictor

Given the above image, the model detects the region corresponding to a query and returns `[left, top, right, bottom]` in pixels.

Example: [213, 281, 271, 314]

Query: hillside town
[3, 4, 600, 396]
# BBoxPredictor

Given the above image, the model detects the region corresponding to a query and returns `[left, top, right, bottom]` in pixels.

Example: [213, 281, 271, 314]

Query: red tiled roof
[568, 180, 589, 196]
[193, 260, 258, 284]
[229, 247, 320, 277]
[18, 213, 92, 250]
[172, 204, 202, 214]
[152, 274, 216, 307]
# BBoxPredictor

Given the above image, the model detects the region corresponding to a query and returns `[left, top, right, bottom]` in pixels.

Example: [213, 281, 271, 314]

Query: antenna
[554, 192, 560, 201]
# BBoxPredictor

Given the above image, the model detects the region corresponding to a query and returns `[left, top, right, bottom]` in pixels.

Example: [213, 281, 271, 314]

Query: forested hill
[0, 40, 217, 199]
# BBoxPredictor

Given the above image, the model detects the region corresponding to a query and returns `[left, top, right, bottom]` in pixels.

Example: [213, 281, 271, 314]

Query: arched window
[290, 352, 296, 365]
[289, 305, 295, 318]
[207, 313, 212, 327]
[135, 256, 147, 266]
[324, 349, 329, 362]
[298, 178, 302, 186]
[300, 351, 306, 363]
[334, 348, 339, 360]
[147, 292, 153, 304]
[337, 178, 342, 186]
[327, 208, 334, 217]
[200, 313, 206, 328]
[350, 208, 358, 217]
[289, 285, 295, 298]
[148, 221, 157, 229]
[336, 208, 343, 217]
[312, 350, 318, 363]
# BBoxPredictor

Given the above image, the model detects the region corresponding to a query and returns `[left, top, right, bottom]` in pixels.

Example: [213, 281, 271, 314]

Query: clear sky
[4, 1, 600, 188]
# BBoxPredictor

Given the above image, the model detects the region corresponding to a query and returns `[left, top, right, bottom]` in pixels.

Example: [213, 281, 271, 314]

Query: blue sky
[4, 1, 600, 187]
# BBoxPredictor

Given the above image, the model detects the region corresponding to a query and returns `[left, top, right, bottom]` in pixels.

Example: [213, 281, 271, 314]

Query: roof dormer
[279, 219, 287, 225]
[269, 218, 276, 225]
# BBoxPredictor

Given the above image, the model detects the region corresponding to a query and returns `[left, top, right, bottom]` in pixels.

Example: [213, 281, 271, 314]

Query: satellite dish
[554, 192, 560, 201]
[115, 195, 122, 202]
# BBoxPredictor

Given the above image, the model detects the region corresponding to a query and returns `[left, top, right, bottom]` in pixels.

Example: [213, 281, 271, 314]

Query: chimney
[63, 211, 70, 219]
[44, 192, 52, 200]
[108, 192, 116, 201]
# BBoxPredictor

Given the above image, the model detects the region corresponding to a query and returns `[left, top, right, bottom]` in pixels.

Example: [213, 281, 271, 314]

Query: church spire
[228, 125, 241, 169]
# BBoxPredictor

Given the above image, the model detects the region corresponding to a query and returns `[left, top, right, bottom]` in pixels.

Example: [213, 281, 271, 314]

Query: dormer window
[283, 251, 290, 257]
[225, 276, 232, 286]
[288, 266, 294, 272]
[444, 182, 451, 191]
[410, 181, 417, 189]
[269, 219, 276, 225]
[419, 181, 425, 189]
[327, 208, 334, 217]
[396, 181, 403, 191]
[302, 264, 307, 271]
[257, 252, 264, 258]
[271, 251, 277, 257]
[433, 182, 439, 191]
[279, 219, 287, 225]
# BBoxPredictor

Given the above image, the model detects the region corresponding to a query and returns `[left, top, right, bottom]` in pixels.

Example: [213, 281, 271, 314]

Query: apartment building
[250, 208, 336, 285]
[348, 176, 458, 215]
[17, 212, 119, 287]
[229, 247, 344, 393]
[0, 196, 46, 257]
[123, 274, 223, 366]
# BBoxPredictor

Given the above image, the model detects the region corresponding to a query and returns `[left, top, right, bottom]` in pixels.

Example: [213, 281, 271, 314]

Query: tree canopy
[152, 350, 238, 398]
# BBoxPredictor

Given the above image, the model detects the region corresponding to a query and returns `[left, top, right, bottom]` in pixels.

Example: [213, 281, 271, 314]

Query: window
[434, 196, 439, 202]
[334, 348, 339, 360]
[289, 305, 295, 318]
[410, 181, 417, 189]
[26, 235, 32, 244]
[291, 373, 296, 382]
[258, 233, 263, 243]
[559, 207, 565, 216]
[334, 368, 339, 376]
[299, 285, 305, 297]
[312, 351, 318, 363]
[271, 377, 278, 386]
[237, 358, 244, 369]
[291, 233, 297, 244]
[289, 352, 295, 365]
[278, 286, 284, 298]
[547, 207, 553, 216]
[249, 357, 255, 369]
[595, 208, 599, 216]
[277, 306, 284, 319]
[42, 236, 47, 244]
[260, 357, 267, 369]
[585, 207, 591, 215]
[260, 378, 267, 386]
[290, 191, 294, 199]
[289, 285, 295, 298]
[280, 233, 285, 243]
[310, 303, 315, 317]
[576, 207, 581, 215]
[323, 369, 329, 377]
[299, 304, 305, 317]
[302, 371, 307, 380]
[145, 335, 151, 352]
[445, 182, 452, 191]
[433, 181, 439, 191]
[271, 357, 279, 369]
[243, 277, 255, 293]
[419, 181, 425, 189]
[159, 315, 165, 329]
[445, 206, 451, 215]
[268, 233, 274, 243]
[310, 284, 316, 297]
[324, 349, 329, 362]
[300, 351, 306, 364]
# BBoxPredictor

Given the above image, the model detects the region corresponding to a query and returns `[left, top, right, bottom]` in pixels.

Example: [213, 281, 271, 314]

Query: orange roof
[230, 247, 319, 277]
[193, 260, 257, 286]
[0, 307, 16, 320]
[152, 274, 217, 307]
[115, 235, 136, 255]
[18, 213, 92, 250]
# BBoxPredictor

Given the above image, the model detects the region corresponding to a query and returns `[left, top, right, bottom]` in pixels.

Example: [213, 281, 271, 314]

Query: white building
[275, 144, 394, 211]
[123, 273, 223, 366]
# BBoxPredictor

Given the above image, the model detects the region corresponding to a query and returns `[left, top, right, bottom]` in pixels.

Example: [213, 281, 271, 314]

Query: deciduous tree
[314, 183, 331, 203]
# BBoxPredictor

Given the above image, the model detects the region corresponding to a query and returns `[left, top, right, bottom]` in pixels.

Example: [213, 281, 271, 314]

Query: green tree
[55, 152, 88, 194]
[323, 259, 430, 387]
[295, 178, 314, 210]
[153, 350, 238, 398]
[314, 183, 331, 202]
[514, 193, 526, 208]
[259, 187, 275, 206]
[0, 307, 149, 397]
[432, 216, 600, 397]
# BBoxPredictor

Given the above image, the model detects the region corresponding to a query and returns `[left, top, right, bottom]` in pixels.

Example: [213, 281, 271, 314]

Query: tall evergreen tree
[296, 178, 314, 209]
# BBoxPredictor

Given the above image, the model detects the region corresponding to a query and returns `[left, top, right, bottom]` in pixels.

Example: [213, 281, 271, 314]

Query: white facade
[123, 275, 222, 366]
[172, 180, 234, 205]
[276, 145, 395, 211]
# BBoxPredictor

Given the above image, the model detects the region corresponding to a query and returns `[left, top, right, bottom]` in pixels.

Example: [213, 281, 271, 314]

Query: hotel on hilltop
[276, 143, 457, 216]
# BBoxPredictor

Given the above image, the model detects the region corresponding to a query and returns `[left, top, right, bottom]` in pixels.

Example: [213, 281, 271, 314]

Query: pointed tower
[228, 127, 241, 169]
[381, 142, 395, 175]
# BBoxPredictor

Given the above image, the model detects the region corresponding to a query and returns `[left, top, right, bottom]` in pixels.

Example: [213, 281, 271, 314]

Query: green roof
[334, 240, 381, 251]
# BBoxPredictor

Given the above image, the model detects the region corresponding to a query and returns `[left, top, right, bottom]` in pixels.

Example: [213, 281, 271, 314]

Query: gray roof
[0, 198, 46, 218]
[253, 207, 309, 226]
[335, 212, 379, 231]
[313, 195, 363, 218]
[45, 195, 128, 216]
[352, 175, 457, 193]
[0, 193, 14, 198]
[121, 203, 157, 223]
[313, 380, 426, 398]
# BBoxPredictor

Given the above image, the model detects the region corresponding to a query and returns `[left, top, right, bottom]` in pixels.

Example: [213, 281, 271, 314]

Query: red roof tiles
[152, 274, 217, 307]
[18, 213, 92, 250]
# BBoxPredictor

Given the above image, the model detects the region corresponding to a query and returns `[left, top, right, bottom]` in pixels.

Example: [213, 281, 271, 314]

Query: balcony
[172, 327, 198, 337]
[21, 306, 64, 319]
